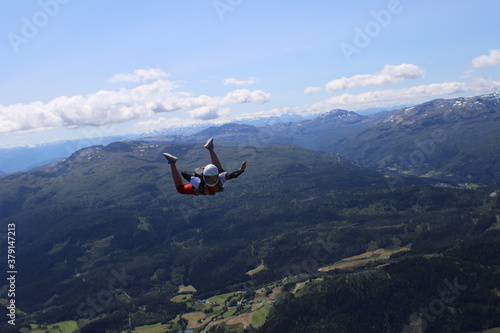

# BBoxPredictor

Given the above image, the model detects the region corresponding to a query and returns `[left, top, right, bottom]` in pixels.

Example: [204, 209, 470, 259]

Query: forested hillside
[1, 141, 499, 332]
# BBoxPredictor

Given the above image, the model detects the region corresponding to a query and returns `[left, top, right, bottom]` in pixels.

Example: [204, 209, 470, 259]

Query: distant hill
[335, 92, 500, 184]
[182, 123, 260, 145]
[155, 109, 387, 152]
[279, 109, 387, 150]
[0, 135, 133, 174]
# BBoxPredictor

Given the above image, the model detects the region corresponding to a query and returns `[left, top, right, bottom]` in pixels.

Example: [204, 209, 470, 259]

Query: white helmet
[203, 164, 219, 187]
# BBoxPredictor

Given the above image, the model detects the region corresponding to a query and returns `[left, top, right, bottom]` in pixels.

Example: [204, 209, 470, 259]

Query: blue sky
[1, 0, 500, 147]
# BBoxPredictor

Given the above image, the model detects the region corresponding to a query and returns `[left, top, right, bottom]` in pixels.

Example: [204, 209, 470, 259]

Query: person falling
[163, 137, 247, 195]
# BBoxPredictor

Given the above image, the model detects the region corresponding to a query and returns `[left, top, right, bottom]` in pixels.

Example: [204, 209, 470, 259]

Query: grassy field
[221, 307, 238, 319]
[170, 293, 194, 303]
[225, 313, 252, 328]
[28, 321, 79, 333]
[208, 291, 241, 305]
[251, 304, 271, 328]
[177, 284, 197, 293]
[293, 278, 323, 295]
[480, 328, 500, 333]
[246, 264, 266, 276]
[318, 246, 411, 272]
[183, 311, 209, 328]
[135, 323, 170, 333]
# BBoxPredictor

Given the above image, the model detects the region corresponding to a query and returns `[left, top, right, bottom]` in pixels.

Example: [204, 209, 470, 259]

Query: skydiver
[163, 137, 246, 195]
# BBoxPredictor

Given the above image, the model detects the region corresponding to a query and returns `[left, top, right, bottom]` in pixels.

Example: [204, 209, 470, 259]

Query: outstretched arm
[181, 171, 192, 182]
[226, 161, 246, 180]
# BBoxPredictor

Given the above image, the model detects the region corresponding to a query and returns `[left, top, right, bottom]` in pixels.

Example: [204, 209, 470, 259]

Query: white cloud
[312, 78, 500, 112]
[188, 106, 231, 121]
[325, 64, 426, 92]
[0, 71, 272, 136]
[472, 49, 500, 69]
[221, 89, 271, 104]
[109, 68, 169, 83]
[223, 77, 258, 85]
[304, 87, 323, 94]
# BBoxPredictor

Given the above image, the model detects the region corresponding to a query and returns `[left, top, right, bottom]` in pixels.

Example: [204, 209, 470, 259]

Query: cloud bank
[313, 78, 500, 112]
[0, 71, 271, 136]
[325, 64, 425, 92]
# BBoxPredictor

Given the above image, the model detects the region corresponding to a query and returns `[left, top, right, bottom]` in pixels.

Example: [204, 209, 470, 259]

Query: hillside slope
[337, 92, 500, 184]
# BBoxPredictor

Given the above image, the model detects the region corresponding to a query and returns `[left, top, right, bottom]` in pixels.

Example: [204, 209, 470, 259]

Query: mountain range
[3, 92, 499, 185]
[337, 92, 500, 184]
[0, 113, 316, 175]
[151, 92, 500, 185]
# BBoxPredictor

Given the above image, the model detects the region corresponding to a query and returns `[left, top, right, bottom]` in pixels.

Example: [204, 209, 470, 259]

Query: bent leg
[208, 148, 224, 172]
[169, 162, 184, 188]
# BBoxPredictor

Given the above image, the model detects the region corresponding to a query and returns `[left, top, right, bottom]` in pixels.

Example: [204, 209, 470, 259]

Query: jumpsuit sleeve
[181, 171, 192, 182]
[226, 169, 244, 180]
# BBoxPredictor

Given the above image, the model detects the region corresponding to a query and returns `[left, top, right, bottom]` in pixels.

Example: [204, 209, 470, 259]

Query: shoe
[163, 153, 178, 164]
[204, 137, 214, 150]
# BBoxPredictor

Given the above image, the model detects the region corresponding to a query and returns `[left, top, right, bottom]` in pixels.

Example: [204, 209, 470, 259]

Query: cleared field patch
[208, 291, 241, 305]
[246, 264, 266, 276]
[268, 285, 283, 299]
[367, 223, 406, 230]
[178, 284, 197, 293]
[183, 311, 207, 328]
[170, 293, 193, 303]
[319, 246, 411, 272]
[481, 328, 500, 333]
[135, 323, 169, 333]
[293, 278, 323, 295]
[226, 312, 253, 328]
[251, 304, 271, 328]
[293, 281, 308, 294]
[221, 307, 238, 319]
[30, 321, 79, 333]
